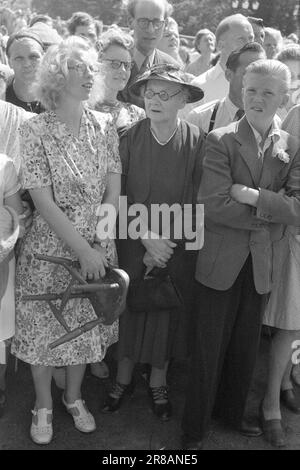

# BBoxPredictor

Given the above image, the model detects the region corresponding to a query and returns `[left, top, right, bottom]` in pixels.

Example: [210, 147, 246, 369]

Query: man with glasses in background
[118, 0, 180, 108]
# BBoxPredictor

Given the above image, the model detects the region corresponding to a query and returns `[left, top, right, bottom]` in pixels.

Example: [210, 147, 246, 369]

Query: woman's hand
[141, 236, 177, 265]
[78, 246, 108, 280]
[143, 251, 166, 269]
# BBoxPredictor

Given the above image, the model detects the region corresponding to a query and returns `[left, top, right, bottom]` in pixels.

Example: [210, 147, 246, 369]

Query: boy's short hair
[244, 59, 291, 92]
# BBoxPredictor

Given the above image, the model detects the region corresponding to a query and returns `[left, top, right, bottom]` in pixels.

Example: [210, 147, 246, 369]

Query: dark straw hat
[129, 63, 204, 103]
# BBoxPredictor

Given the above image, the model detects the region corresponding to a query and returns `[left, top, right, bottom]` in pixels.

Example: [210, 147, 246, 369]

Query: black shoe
[239, 417, 263, 437]
[280, 389, 300, 414]
[149, 385, 172, 421]
[259, 402, 287, 448]
[101, 381, 134, 413]
[182, 433, 203, 450]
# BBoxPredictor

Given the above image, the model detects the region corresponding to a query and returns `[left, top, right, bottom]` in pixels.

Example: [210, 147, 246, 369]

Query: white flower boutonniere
[276, 149, 290, 164]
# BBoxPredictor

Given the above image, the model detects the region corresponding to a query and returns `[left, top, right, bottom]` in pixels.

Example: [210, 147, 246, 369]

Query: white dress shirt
[185, 95, 239, 133]
[191, 62, 229, 105]
[249, 120, 281, 161]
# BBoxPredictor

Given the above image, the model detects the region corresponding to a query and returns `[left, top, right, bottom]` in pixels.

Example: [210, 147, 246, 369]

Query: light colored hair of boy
[244, 58, 291, 93]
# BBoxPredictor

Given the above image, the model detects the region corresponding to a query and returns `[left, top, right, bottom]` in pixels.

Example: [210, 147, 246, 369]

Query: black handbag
[127, 267, 183, 313]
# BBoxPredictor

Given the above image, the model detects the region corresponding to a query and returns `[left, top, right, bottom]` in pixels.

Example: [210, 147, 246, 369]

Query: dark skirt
[117, 248, 197, 369]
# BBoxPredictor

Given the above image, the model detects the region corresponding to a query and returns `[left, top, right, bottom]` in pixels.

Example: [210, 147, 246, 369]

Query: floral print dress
[11, 107, 121, 366]
[93, 101, 145, 135]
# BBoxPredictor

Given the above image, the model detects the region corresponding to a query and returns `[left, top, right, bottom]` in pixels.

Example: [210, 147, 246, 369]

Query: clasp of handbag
[144, 266, 169, 280]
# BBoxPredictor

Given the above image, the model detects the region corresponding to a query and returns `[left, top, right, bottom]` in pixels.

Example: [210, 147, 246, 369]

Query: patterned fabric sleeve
[105, 117, 122, 174]
[19, 119, 52, 190]
[131, 104, 146, 122]
[3, 156, 21, 199]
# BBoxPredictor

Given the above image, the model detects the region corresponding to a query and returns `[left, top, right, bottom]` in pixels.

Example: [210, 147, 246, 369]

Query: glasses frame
[136, 18, 166, 31]
[144, 88, 182, 102]
[102, 58, 133, 71]
[68, 62, 100, 76]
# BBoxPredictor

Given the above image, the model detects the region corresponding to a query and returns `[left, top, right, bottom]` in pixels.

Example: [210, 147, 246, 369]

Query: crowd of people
[0, 0, 300, 451]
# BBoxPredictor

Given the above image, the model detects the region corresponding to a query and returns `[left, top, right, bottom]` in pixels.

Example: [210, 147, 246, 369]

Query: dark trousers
[182, 256, 265, 440]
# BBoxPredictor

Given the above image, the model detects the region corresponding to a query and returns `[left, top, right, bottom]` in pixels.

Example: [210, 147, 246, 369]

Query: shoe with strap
[30, 408, 53, 445]
[62, 395, 96, 433]
[149, 385, 172, 421]
[101, 380, 135, 413]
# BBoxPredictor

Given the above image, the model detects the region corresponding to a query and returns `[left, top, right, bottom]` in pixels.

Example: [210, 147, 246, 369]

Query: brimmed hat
[129, 63, 204, 103]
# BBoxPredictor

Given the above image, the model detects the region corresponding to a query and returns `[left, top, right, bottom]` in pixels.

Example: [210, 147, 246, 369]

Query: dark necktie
[139, 56, 151, 74]
[234, 109, 245, 121]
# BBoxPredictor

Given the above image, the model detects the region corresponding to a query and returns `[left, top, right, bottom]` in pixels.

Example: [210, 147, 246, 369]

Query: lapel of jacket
[258, 132, 290, 189]
[234, 117, 262, 187]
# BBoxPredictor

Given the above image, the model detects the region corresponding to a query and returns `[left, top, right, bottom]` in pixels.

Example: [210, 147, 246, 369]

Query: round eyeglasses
[144, 89, 182, 101]
[102, 59, 133, 71]
[68, 62, 101, 76]
[136, 18, 166, 31]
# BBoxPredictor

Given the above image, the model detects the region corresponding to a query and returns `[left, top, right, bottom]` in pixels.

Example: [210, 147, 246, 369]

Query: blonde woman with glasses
[11, 36, 121, 445]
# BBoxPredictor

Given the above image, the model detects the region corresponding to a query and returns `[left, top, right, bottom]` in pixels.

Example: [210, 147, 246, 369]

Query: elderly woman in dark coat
[102, 64, 205, 420]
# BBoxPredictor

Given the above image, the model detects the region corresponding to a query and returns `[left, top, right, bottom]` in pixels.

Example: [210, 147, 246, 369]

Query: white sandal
[30, 408, 53, 445]
[62, 395, 96, 433]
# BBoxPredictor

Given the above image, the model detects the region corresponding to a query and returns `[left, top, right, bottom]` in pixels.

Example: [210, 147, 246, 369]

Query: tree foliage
[169, 0, 299, 36]
[31, 0, 300, 36]
[31, 0, 126, 23]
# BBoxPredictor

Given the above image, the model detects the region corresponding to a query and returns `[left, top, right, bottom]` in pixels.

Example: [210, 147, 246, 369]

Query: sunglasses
[144, 88, 182, 101]
[103, 59, 133, 71]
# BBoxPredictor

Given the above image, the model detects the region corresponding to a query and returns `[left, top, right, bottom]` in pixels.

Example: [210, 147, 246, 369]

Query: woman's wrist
[76, 239, 94, 257]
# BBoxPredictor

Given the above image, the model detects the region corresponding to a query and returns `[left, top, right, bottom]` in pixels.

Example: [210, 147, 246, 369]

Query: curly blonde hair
[35, 36, 98, 110]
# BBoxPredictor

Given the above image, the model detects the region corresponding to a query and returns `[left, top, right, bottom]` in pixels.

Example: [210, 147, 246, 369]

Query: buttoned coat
[196, 116, 300, 294]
